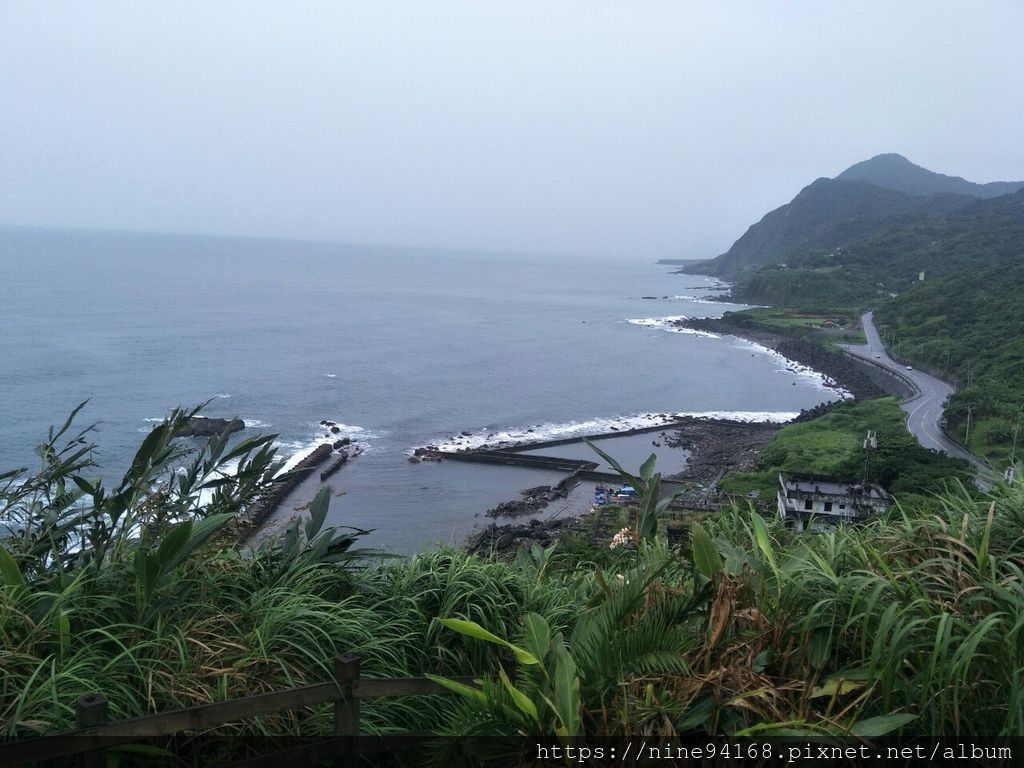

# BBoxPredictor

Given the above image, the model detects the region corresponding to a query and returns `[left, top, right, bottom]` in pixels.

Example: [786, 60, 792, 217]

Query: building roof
[780, 472, 888, 501]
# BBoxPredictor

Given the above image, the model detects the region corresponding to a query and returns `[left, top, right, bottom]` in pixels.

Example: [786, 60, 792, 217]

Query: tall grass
[2, 407, 1023, 759]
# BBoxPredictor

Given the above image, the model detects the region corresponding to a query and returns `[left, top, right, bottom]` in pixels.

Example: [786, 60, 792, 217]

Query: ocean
[0, 228, 842, 553]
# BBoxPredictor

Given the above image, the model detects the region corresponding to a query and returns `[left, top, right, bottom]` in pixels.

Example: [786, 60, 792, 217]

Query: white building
[777, 473, 890, 531]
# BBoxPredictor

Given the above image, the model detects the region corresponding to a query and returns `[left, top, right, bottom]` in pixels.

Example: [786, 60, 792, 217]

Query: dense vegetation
[721, 398, 972, 500]
[685, 154, 1023, 283]
[3, 411, 1022, 764]
[682, 154, 1024, 465]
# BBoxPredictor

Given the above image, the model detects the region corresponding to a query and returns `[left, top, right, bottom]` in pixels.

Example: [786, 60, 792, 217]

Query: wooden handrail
[0, 657, 484, 768]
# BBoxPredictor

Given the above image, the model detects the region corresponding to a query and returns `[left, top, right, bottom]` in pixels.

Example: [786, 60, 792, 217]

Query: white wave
[274, 421, 384, 475]
[418, 410, 798, 453]
[679, 410, 799, 423]
[213, 393, 231, 399]
[730, 338, 853, 399]
[142, 417, 165, 423]
[243, 419, 272, 429]
[322, 373, 338, 379]
[626, 316, 720, 338]
[671, 295, 735, 305]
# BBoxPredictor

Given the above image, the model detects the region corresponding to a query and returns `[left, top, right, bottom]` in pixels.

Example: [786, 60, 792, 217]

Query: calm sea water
[0, 228, 838, 552]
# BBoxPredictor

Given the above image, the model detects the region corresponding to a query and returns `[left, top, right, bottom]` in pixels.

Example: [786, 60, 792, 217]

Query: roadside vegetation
[1, 410, 1021, 764]
[721, 190, 1024, 468]
[720, 398, 972, 501]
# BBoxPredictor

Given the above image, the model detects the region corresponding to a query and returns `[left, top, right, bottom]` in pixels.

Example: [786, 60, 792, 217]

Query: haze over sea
[1, 228, 839, 552]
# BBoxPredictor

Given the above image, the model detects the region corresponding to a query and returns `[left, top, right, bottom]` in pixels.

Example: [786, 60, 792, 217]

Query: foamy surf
[672, 295, 734, 305]
[626, 316, 721, 338]
[419, 410, 799, 453]
[730, 338, 853, 399]
[276, 422, 383, 475]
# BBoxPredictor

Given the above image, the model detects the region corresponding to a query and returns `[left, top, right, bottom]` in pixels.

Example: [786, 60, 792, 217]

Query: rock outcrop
[173, 417, 245, 438]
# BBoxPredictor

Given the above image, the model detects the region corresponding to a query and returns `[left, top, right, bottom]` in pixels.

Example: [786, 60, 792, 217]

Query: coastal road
[845, 312, 993, 488]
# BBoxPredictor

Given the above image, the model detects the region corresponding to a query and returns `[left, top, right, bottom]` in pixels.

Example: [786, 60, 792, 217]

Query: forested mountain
[838, 153, 1024, 199]
[697, 156, 1024, 464]
[686, 155, 1024, 281]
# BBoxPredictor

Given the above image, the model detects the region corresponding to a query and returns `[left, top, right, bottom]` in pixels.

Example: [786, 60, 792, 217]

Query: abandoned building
[777, 472, 890, 531]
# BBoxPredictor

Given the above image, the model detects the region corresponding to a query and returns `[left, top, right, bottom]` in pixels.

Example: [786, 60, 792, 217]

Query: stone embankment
[243, 421, 360, 533]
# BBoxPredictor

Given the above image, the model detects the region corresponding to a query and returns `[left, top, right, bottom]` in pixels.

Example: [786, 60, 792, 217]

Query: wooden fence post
[333, 653, 361, 768]
[76, 693, 108, 768]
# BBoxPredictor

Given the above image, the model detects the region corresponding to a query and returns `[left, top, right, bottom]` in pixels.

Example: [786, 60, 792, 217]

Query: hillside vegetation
[684, 153, 1024, 283]
[721, 397, 972, 500]
[2, 411, 1021, 762]
[684, 154, 1024, 465]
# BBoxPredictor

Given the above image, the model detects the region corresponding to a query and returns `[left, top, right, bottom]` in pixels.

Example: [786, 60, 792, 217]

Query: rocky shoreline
[673, 316, 886, 401]
[462, 312, 891, 557]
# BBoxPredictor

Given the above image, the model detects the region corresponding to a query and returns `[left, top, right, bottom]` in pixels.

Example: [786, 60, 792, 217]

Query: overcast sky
[2, 1, 1023, 259]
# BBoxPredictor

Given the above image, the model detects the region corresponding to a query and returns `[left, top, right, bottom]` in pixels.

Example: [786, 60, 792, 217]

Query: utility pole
[965, 406, 974, 446]
[863, 430, 877, 487]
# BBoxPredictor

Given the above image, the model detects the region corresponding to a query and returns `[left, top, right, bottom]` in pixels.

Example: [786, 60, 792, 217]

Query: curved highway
[844, 312, 992, 488]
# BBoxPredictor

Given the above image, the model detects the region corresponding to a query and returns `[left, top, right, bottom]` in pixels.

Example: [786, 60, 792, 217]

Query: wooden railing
[0, 654, 481, 768]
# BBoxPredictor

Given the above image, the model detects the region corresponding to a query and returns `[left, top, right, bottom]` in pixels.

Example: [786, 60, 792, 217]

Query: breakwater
[243, 443, 336, 531]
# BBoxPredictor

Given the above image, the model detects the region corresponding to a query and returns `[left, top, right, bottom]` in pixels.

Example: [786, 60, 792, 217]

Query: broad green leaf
[305, 487, 331, 541]
[690, 522, 722, 578]
[424, 674, 490, 708]
[134, 549, 160, 603]
[71, 475, 98, 497]
[639, 453, 657, 482]
[850, 713, 916, 737]
[583, 439, 640, 490]
[750, 512, 777, 570]
[522, 613, 551, 662]
[676, 696, 715, 732]
[637, 474, 660, 541]
[0, 545, 26, 590]
[499, 668, 538, 723]
[438, 618, 539, 665]
[551, 644, 580, 736]
[161, 513, 233, 572]
[809, 679, 863, 699]
[733, 721, 817, 737]
[156, 520, 193, 569]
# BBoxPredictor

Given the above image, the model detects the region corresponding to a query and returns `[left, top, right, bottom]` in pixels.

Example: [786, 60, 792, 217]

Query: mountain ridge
[837, 153, 1024, 199]
[685, 154, 1024, 280]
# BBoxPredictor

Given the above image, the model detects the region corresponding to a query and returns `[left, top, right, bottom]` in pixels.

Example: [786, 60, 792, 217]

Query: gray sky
[2, 1, 1023, 260]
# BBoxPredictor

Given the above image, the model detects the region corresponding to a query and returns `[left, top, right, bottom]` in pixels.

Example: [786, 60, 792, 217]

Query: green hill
[685, 155, 1022, 282]
[838, 152, 1024, 199]
[695, 157, 1024, 465]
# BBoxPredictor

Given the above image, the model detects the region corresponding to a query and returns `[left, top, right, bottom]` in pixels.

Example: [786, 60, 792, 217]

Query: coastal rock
[173, 416, 244, 438]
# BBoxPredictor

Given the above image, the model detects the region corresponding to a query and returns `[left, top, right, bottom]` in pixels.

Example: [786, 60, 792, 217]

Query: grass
[730, 307, 867, 344]
[2, 406, 1023, 761]
[721, 397, 973, 499]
